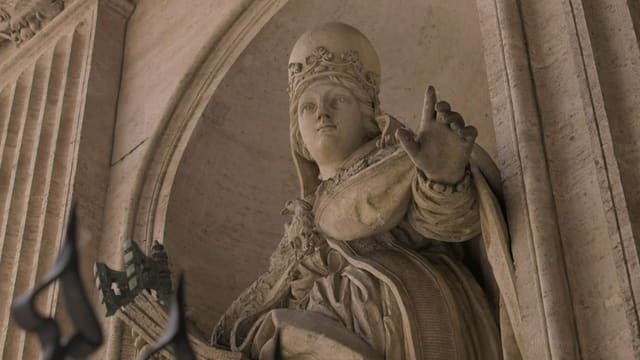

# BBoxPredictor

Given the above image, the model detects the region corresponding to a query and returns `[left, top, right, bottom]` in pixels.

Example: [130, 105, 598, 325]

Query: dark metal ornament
[138, 274, 196, 360]
[95, 240, 172, 316]
[10, 207, 103, 359]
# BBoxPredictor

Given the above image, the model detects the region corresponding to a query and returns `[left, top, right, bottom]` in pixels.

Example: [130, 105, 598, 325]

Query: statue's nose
[318, 113, 331, 121]
[317, 101, 332, 121]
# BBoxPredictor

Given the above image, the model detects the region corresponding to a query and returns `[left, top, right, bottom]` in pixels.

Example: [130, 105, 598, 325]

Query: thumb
[395, 128, 420, 158]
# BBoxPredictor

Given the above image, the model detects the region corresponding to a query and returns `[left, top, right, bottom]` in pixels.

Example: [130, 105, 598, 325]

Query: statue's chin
[310, 138, 354, 164]
[316, 132, 340, 146]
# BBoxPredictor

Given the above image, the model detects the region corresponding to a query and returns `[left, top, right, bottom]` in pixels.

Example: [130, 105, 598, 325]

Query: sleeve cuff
[418, 167, 472, 195]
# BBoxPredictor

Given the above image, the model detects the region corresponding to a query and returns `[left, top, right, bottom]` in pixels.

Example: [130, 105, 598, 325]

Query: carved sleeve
[407, 169, 481, 242]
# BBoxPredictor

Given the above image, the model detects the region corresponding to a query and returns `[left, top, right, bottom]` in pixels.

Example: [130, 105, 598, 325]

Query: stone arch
[130, 0, 289, 251]
[135, 0, 496, 334]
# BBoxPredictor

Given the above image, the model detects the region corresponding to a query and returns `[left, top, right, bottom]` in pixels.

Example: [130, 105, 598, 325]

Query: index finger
[419, 85, 437, 134]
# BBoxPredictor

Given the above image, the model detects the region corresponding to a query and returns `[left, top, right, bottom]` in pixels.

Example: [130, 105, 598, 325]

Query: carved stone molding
[474, 1, 580, 358]
[101, 0, 134, 19]
[128, 0, 289, 252]
[0, 0, 66, 46]
[476, 0, 640, 358]
[0, 0, 97, 358]
[98, 2, 289, 358]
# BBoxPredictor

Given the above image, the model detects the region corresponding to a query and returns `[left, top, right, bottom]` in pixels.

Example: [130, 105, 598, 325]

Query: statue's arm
[393, 85, 481, 242]
[407, 168, 481, 242]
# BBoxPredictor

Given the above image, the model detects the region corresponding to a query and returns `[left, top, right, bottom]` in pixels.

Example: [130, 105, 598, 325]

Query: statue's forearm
[407, 169, 481, 242]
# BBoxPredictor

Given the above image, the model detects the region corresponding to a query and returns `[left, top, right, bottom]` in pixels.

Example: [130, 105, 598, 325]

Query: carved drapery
[0, 0, 96, 358]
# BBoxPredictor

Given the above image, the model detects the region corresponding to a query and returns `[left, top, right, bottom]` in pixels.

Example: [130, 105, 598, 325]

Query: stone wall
[477, 0, 640, 358]
[0, 0, 102, 358]
[0, 0, 638, 358]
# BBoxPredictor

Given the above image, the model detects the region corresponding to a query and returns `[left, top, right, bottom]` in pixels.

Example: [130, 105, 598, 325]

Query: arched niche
[158, 0, 495, 335]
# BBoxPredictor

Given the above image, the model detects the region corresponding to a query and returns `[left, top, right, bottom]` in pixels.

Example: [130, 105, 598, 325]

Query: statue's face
[297, 80, 368, 165]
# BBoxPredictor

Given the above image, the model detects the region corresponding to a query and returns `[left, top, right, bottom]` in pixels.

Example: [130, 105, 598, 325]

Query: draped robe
[211, 139, 519, 360]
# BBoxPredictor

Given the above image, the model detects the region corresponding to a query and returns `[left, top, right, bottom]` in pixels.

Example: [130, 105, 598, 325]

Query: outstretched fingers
[419, 85, 437, 134]
[444, 111, 464, 130]
[435, 101, 451, 114]
[436, 108, 476, 144]
[458, 125, 478, 143]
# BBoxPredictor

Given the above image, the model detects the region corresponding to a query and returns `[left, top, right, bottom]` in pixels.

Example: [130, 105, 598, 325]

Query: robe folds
[212, 143, 522, 360]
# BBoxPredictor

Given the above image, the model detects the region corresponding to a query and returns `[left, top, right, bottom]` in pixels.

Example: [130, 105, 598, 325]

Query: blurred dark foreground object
[10, 207, 103, 359]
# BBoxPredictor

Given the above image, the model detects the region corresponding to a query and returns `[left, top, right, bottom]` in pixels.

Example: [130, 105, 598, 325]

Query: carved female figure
[211, 22, 520, 360]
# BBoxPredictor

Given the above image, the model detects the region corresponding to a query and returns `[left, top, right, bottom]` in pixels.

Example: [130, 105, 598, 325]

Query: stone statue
[209, 22, 523, 360]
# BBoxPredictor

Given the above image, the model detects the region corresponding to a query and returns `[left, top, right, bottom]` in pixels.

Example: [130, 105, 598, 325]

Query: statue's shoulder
[314, 145, 415, 241]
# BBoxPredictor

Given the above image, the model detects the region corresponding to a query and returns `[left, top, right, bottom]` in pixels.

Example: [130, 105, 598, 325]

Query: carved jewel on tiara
[287, 46, 380, 103]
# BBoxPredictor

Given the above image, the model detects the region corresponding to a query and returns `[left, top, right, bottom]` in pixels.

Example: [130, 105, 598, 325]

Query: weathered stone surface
[0, 0, 99, 358]
[164, 0, 496, 335]
[0, 0, 639, 358]
[476, 0, 640, 358]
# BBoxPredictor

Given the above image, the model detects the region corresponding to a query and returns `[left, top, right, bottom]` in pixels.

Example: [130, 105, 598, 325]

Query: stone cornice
[0, 0, 66, 47]
[0, 0, 97, 81]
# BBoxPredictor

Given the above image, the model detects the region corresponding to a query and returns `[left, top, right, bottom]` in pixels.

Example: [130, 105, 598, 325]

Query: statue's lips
[317, 124, 337, 132]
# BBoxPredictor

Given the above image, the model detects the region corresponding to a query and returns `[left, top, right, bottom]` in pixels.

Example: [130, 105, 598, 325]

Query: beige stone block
[111, 0, 253, 162]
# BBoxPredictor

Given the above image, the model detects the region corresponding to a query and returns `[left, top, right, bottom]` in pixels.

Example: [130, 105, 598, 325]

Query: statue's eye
[334, 95, 353, 106]
[301, 103, 316, 113]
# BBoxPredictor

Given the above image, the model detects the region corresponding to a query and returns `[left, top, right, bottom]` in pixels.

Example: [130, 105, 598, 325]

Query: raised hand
[395, 85, 477, 185]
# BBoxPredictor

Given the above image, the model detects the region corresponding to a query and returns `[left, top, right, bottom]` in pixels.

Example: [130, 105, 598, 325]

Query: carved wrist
[419, 167, 471, 194]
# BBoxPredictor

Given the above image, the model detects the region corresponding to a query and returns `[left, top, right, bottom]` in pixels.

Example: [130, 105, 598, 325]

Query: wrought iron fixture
[10, 207, 103, 359]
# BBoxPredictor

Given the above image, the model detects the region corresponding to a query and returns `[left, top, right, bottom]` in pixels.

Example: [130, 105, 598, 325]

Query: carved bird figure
[281, 199, 318, 260]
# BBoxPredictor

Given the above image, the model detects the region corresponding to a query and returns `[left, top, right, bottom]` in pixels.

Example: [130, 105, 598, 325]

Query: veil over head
[287, 22, 385, 197]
